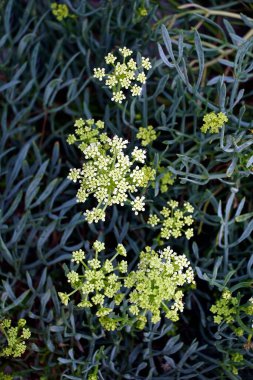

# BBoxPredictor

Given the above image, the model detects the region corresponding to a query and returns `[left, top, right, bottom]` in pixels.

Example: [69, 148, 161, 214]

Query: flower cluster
[88, 371, 98, 380]
[160, 172, 175, 193]
[58, 241, 129, 330]
[0, 373, 13, 380]
[136, 125, 157, 146]
[150, 167, 175, 194]
[59, 243, 195, 330]
[67, 118, 104, 148]
[210, 289, 238, 325]
[67, 119, 155, 223]
[51, 3, 70, 21]
[201, 112, 228, 134]
[210, 289, 253, 329]
[229, 352, 245, 376]
[137, 7, 148, 17]
[155, 167, 175, 194]
[148, 200, 194, 240]
[125, 246, 195, 326]
[93, 47, 152, 103]
[210, 290, 253, 375]
[0, 319, 31, 358]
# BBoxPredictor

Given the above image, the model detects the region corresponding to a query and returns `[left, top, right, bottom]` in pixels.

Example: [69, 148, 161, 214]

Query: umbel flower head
[59, 243, 195, 331]
[210, 288, 253, 374]
[0, 318, 31, 358]
[93, 47, 152, 103]
[125, 246, 195, 326]
[51, 3, 69, 21]
[151, 166, 175, 194]
[67, 118, 155, 223]
[210, 289, 238, 325]
[201, 111, 228, 134]
[88, 370, 98, 380]
[148, 200, 194, 240]
[210, 288, 253, 327]
[136, 125, 157, 146]
[58, 241, 129, 331]
[0, 373, 13, 380]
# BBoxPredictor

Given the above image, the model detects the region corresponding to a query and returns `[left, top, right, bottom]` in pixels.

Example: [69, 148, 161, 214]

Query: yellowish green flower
[232, 367, 238, 375]
[99, 316, 118, 331]
[230, 352, 245, 375]
[210, 287, 253, 357]
[105, 53, 116, 64]
[201, 112, 228, 134]
[148, 200, 194, 240]
[0, 373, 13, 380]
[147, 214, 159, 227]
[0, 319, 31, 358]
[72, 249, 85, 264]
[58, 292, 69, 306]
[137, 7, 148, 17]
[231, 353, 244, 363]
[67, 270, 79, 285]
[93, 241, 105, 253]
[160, 171, 175, 193]
[93, 68, 105, 81]
[58, 241, 129, 329]
[51, 3, 69, 21]
[210, 288, 253, 329]
[93, 47, 152, 103]
[118, 260, 128, 273]
[67, 118, 155, 223]
[119, 47, 133, 58]
[59, 242, 195, 330]
[116, 244, 126, 257]
[125, 246, 195, 325]
[88, 371, 98, 380]
[137, 125, 157, 146]
[210, 289, 238, 325]
[151, 167, 175, 193]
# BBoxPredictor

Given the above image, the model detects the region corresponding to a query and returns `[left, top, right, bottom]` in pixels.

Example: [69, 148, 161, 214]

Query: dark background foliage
[0, 0, 253, 379]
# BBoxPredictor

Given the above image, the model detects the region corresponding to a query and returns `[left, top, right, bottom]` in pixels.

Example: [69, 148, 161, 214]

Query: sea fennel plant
[0, 319, 30, 358]
[58, 243, 195, 330]
[60, 49, 196, 334]
[67, 118, 155, 223]
[1, 1, 253, 379]
[93, 47, 152, 103]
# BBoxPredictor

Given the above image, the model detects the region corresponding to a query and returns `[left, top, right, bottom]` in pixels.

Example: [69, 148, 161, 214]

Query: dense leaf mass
[0, 1, 253, 379]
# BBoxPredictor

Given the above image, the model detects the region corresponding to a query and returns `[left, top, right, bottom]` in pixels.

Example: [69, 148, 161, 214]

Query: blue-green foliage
[0, 0, 253, 379]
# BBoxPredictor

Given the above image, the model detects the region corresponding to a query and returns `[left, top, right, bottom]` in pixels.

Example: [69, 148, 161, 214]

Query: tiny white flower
[93, 67, 105, 81]
[131, 84, 142, 96]
[141, 57, 152, 70]
[105, 52, 116, 64]
[111, 90, 126, 103]
[131, 196, 145, 215]
[119, 47, 133, 58]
